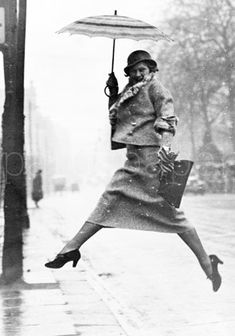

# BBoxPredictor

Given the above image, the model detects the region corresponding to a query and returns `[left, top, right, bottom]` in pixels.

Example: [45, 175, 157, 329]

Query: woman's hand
[157, 146, 178, 178]
[105, 72, 119, 97]
[104, 72, 118, 98]
[106, 72, 118, 88]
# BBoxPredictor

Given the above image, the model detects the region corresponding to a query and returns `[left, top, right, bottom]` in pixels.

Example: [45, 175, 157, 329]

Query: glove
[106, 72, 118, 88]
[157, 146, 178, 179]
[106, 72, 119, 96]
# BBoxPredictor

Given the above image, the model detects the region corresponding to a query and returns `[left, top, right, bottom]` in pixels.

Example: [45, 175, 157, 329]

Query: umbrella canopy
[58, 11, 172, 76]
[58, 14, 172, 42]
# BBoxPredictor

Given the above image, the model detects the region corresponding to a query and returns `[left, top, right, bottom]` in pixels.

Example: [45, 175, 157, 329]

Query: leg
[178, 228, 223, 292]
[59, 221, 102, 254]
[178, 228, 212, 278]
[45, 222, 103, 269]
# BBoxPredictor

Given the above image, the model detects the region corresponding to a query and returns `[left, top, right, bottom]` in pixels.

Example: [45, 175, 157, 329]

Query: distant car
[185, 176, 207, 195]
[71, 182, 79, 192]
[52, 175, 66, 192]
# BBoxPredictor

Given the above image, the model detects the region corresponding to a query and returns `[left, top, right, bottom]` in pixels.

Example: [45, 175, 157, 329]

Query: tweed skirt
[87, 145, 193, 233]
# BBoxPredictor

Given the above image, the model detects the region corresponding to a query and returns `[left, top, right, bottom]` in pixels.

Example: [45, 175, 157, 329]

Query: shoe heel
[210, 254, 224, 265]
[72, 258, 79, 268]
[217, 257, 223, 265]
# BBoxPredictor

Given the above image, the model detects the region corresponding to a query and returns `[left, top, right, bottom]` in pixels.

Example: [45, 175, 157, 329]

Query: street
[41, 189, 235, 336]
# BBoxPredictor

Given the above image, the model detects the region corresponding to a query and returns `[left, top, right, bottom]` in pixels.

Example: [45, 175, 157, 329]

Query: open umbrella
[58, 10, 173, 73]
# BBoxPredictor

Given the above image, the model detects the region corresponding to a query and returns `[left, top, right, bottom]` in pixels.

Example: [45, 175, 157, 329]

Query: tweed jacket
[111, 75, 177, 150]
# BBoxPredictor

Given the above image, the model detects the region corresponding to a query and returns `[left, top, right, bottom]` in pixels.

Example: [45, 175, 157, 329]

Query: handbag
[158, 160, 194, 208]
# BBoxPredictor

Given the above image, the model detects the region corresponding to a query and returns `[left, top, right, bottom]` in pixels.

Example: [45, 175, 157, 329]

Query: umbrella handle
[104, 85, 111, 97]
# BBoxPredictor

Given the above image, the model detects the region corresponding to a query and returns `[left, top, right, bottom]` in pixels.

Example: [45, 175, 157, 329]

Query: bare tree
[151, 0, 235, 160]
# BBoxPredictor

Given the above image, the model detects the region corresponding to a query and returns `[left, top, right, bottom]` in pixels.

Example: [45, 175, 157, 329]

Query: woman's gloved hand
[106, 72, 118, 88]
[105, 72, 119, 97]
[157, 146, 179, 179]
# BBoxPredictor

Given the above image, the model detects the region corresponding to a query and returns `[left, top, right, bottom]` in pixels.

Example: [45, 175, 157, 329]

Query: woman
[45, 50, 223, 292]
[32, 169, 43, 208]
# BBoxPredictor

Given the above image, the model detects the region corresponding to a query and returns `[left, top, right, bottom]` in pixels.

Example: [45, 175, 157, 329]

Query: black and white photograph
[0, 0, 234, 335]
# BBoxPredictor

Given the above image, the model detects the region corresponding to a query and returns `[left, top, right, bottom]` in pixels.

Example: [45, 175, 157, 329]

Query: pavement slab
[0, 288, 77, 336]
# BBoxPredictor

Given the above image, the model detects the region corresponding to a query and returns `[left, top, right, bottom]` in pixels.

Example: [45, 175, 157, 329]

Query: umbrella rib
[74, 20, 162, 30]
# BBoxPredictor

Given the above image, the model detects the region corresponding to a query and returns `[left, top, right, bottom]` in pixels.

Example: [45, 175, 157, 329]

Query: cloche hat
[124, 50, 158, 75]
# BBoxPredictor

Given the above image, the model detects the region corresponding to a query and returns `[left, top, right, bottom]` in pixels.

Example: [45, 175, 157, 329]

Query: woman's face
[129, 62, 150, 84]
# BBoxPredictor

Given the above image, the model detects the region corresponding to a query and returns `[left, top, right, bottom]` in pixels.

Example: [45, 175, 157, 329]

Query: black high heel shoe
[208, 254, 223, 292]
[45, 249, 81, 269]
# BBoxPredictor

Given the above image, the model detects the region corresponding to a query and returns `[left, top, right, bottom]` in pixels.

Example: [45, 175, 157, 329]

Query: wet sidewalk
[1, 193, 235, 336]
[0, 207, 128, 336]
